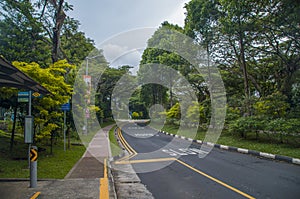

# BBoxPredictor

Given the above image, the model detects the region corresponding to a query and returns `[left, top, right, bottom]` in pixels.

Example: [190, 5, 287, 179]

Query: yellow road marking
[116, 128, 138, 162]
[118, 131, 132, 154]
[176, 159, 256, 199]
[100, 158, 109, 199]
[99, 178, 109, 199]
[30, 192, 41, 199]
[115, 157, 176, 164]
[118, 129, 137, 154]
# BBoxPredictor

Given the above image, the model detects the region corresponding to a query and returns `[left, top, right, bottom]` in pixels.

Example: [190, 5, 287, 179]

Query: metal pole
[64, 110, 66, 151]
[28, 91, 32, 116]
[30, 146, 37, 188]
[86, 58, 88, 75]
[28, 91, 32, 168]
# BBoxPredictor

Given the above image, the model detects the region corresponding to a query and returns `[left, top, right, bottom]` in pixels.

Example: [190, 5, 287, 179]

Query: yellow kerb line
[30, 192, 41, 199]
[115, 157, 176, 164]
[100, 158, 109, 199]
[120, 128, 137, 154]
[176, 159, 256, 199]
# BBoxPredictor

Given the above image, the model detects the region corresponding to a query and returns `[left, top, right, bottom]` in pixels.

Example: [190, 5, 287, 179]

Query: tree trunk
[51, 0, 66, 63]
[239, 33, 250, 116]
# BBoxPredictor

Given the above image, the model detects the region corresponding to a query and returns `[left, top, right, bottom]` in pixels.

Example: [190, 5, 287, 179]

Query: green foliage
[186, 101, 207, 124]
[13, 60, 75, 141]
[166, 103, 181, 124]
[254, 92, 290, 119]
[96, 66, 130, 119]
[131, 112, 140, 119]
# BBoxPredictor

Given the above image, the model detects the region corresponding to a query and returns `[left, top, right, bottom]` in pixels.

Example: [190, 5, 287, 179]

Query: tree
[139, 22, 190, 109]
[13, 60, 75, 151]
[166, 102, 181, 124]
[95, 66, 130, 119]
[0, 0, 51, 65]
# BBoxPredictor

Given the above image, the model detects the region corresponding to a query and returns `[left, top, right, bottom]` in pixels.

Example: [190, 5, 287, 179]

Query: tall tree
[0, 0, 51, 64]
[139, 22, 190, 108]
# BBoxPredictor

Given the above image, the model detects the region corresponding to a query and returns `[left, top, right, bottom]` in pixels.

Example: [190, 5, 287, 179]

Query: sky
[67, 0, 190, 70]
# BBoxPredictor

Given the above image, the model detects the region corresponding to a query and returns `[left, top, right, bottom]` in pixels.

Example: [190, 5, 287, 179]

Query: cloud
[166, 0, 189, 27]
[102, 43, 142, 73]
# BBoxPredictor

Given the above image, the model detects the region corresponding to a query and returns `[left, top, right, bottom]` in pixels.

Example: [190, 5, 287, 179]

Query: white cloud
[166, 0, 189, 27]
[102, 43, 142, 73]
[102, 44, 129, 62]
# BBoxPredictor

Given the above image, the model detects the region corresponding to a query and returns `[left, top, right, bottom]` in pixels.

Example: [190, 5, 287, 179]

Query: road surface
[113, 122, 300, 199]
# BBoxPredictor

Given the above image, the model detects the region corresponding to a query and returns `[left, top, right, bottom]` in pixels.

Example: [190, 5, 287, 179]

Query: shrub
[132, 112, 140, 119]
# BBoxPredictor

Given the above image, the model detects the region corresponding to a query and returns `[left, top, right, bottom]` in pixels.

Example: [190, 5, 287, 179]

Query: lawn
[0, 121, 115, 179]
[159, 123, 300, 159]
[0, 130, 85, 179]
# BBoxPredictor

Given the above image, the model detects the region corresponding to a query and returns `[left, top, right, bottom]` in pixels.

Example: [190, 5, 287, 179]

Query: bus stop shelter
[0, 56, 49, 94]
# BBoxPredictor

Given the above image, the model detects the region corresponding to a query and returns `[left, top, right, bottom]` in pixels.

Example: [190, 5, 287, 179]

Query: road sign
[61, 103, 70, 111]
[30, 148, 38, 162]
[18, 91, 42, 102]
[32, 92, 41, 98]
[18, 91, 29, 102]
[18, 91, 29, 97]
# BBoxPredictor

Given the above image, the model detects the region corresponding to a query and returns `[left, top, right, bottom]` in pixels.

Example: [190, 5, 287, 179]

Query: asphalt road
[115, 122, 300, 199]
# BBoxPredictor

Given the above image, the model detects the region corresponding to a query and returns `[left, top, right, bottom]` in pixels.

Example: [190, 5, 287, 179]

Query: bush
[266, 118, 300, 144]
[253, 92, 289, 119]
[132, 112, 140, 119]
[228, 116, 263, 138]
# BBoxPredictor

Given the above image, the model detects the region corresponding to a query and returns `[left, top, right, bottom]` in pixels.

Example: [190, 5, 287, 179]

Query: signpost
[18, 91, 42, 103]
[18, 90, 43, 188]
[61, 103, 70, 151]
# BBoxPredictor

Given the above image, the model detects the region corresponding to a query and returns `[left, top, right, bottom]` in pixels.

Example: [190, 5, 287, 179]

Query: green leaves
[13, 60, 75, 141]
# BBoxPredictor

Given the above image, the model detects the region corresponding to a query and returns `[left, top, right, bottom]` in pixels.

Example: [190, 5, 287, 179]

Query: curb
[0, 178, 57, 182]
[159, 130, 300, 166]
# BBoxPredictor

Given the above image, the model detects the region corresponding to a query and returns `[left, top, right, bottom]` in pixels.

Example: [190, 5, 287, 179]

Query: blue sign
[18, 91, 29, 97]
[18, 91, 29, 102]
[61, 103, 70, 111]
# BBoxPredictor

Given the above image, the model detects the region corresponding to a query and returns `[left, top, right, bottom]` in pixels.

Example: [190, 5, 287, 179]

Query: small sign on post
[61, 103, 70, 151]
[25, 116, 34, 144]
[18, 91, 29, 103]
[61, 103, 70, 111]
[30, 147, 38, 162]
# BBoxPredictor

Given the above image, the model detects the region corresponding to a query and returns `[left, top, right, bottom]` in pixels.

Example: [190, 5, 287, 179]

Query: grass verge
[0, 130, 85, 179]
[160, 123, 300, 159]
[108, 125, 122, 157]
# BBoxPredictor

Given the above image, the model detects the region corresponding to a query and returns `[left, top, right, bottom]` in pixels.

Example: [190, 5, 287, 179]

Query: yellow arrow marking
[30, 149, 38, 162]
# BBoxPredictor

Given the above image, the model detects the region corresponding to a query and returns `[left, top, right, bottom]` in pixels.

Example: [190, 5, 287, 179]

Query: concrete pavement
[0, 125, 113, 199]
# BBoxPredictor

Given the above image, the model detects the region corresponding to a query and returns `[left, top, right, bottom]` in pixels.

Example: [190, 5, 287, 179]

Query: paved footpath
[0, 125, 113, 199]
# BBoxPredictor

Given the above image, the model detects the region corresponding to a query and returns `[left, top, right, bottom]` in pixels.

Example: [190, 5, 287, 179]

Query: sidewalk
[0, 125, 113, 199]
[65, 125, 112, 179]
